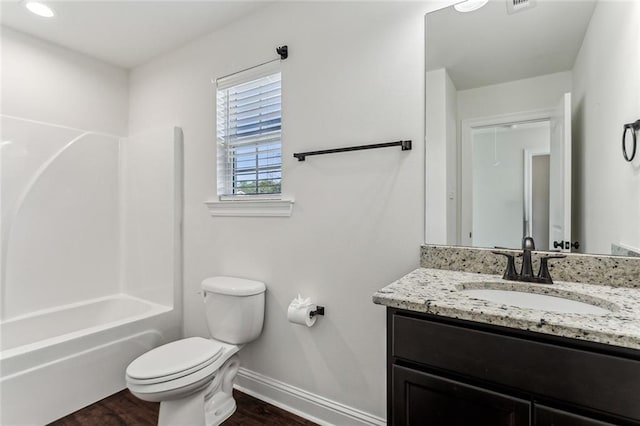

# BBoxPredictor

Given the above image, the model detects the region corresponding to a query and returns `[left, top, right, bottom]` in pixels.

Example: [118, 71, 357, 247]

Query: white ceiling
[0, 1, 271, 68]
[426, 0, 598, 90]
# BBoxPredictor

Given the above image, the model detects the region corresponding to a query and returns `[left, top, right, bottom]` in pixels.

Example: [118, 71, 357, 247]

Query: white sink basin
[461, 288, 612, 315]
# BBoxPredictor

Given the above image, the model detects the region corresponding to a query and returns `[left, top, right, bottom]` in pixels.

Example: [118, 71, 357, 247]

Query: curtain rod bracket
[276, 45, 288, 60]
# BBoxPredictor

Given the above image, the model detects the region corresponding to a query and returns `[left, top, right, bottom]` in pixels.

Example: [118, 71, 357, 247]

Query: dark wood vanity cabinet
[392, 365, 530, 425]
[387, 308, 640, 426]
[534, 405, 615, 426]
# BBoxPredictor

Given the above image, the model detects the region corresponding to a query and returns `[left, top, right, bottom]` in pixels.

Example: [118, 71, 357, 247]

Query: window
[216, 62, 282, 198]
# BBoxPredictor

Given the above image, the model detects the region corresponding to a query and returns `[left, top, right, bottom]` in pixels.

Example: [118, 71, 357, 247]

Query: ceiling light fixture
[454, 0, 489, 13]
[24, 1, 55, 18]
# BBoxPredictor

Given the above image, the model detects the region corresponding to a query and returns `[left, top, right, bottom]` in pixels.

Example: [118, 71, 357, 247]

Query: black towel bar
[293, 140, 411, 161]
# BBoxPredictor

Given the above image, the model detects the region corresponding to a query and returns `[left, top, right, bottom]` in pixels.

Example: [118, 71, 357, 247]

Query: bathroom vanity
[374, 248, 640, 426]
[387, 309, 640, 425]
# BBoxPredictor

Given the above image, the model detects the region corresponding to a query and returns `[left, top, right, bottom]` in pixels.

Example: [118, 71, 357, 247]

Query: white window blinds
[216, 62, 282, 196]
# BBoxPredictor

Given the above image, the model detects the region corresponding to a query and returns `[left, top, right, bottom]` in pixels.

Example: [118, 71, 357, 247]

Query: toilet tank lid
[201, 276, 266, 296]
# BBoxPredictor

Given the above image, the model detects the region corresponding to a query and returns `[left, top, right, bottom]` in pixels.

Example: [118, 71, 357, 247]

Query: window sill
[204, 197, 294, 217]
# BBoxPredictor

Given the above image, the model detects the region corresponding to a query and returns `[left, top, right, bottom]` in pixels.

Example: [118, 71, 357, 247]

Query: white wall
[445, 72, 458, 245]
[457, 71, 572, 123]
[572, 1, 640, 254]
[1, 26, 129, 135]
[128, 1, 434, 420]
[426, 68, 457, 244]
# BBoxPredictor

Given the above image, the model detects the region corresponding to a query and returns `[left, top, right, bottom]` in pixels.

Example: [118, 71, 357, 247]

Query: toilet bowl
[126, 277, 266, 426]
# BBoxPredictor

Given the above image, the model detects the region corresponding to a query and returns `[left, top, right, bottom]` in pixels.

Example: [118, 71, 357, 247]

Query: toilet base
[158, 389, 207, 426]
[155, 355, 240, 426]
[204, 391, 236, 425]
[157, 391, 235, 426]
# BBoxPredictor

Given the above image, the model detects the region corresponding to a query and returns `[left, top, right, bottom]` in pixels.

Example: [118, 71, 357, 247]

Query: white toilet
[126, 276, 266, 426]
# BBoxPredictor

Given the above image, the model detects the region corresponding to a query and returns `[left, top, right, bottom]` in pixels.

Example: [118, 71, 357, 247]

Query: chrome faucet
[493, 237, 566, 284]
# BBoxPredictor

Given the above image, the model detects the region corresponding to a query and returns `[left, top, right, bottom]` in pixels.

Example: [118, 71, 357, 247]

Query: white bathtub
[0, 294, 176, 425]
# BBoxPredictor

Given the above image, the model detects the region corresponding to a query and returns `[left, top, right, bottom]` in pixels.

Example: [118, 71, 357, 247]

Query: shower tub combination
[0, 295, 172, 425]
[0, 116, 183, 424]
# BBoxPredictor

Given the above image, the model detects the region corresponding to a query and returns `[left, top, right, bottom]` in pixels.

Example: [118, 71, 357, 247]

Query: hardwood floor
[49, 389, 318, 426]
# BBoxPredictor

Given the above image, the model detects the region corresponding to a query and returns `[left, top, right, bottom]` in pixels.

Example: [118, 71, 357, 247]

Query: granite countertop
[373, 268, 640, 351]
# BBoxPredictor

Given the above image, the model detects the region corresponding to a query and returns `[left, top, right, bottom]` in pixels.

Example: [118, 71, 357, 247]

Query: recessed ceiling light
[454, 0, 489, 13]
[24, 1, 56, 18]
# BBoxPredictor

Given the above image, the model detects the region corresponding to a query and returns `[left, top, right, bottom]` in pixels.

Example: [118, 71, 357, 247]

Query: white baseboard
[234, 367, 386, 426]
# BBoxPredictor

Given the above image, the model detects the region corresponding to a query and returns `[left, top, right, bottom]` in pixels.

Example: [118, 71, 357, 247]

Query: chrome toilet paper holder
[310, 306, 325, 317]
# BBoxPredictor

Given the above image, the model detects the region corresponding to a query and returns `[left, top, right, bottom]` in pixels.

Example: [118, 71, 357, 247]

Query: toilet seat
[127, 337, 224, 385]
[126, 337, 240, 397]
[128, 356, 221, 397]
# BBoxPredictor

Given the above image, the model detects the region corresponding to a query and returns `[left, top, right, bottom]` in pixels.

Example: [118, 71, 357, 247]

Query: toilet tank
[201, 277, 266, 345]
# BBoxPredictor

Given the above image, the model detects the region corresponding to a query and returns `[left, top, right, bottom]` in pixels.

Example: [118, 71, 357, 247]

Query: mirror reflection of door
[466, 93, 571, 251]
[470, 121, 550, 249]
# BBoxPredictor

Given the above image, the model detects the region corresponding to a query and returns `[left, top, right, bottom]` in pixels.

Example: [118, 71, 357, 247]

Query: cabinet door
[534, 405, 615, 426]
[392, 365, 530, 426]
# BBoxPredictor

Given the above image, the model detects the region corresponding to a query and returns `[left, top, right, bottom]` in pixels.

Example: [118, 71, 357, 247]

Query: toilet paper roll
[287, 301, 317, 327]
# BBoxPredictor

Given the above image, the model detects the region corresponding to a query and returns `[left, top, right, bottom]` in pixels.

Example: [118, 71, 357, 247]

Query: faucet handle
[522, 237, 536, 250]
[492, 251, 518, 280]
[537, 254, 566, 284]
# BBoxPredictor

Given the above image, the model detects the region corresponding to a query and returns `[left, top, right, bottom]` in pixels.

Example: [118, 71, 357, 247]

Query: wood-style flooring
[49, 389, 318, 426]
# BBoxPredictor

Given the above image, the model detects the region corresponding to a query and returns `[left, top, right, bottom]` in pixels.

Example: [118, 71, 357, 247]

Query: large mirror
[425, 0, 640, 256]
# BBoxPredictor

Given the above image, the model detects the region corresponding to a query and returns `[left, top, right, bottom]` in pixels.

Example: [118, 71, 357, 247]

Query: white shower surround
[1, 116, 123, 318]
